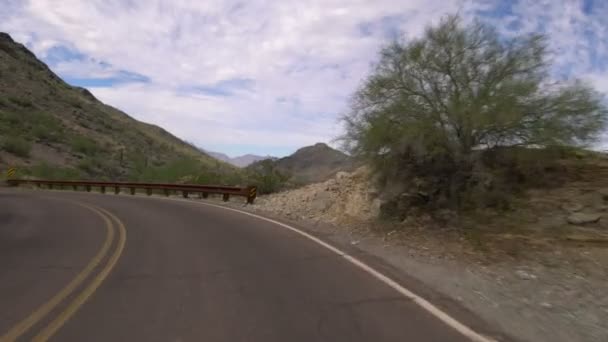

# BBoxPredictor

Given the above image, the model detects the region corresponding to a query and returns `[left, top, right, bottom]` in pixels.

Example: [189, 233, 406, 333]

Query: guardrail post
[114, 186, 120, 194]
[130, 187, 136, 195]
[49, 183, 53, 190]
[86, 185, 91, 192]
[246, 186, 257, 204]
[36, 183, 41, 188]
[164, 189, 169, 197]
[146, 188, 152, 196]
[202, 192, 208, 199]
[73, 185, 78, 191]
[222, 194, 230, 202]
[100, 186, 106, 194]
[182, 190, 188, 198]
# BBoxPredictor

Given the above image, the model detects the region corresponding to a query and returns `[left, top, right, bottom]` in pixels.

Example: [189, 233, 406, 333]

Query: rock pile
[255, 167, 381, 223]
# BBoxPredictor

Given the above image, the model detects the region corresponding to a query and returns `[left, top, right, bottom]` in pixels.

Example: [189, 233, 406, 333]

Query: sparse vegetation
[70, 135, 99, 155]
[245, 159, 289, 194]
[0, 32, 231, 180]
[342, 16, 608, 217]
[2, 136, 31, 157]
[8, 96, 33, 108]
[27, 162, 82, 180]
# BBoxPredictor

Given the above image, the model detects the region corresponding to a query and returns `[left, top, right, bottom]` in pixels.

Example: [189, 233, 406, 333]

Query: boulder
[561, 202, 584, 213]
[567, 212, 601, 225]
[369, 198, 383, 218]
[598, 188, 608, 201]
[335, 171, 350, 183]
[515, 270, 537, 280]
[310, 191, 333, 211]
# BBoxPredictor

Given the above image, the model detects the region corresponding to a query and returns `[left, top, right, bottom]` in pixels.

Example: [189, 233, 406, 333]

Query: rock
[335, 171, 350, 182]
[598, 205, 608, 212]
[567, 212, 602, 225]
[540, 302, 553, 309]
[310, 191, 333, 211]
[367, 188, 380, 197]
[369, 198, 383, 217]
[598, 188, 608, 201]
[515, 270, 537, 280]
[561, 203, 584, 213]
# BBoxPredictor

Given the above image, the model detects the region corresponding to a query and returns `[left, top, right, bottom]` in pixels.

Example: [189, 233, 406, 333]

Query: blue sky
[2, 0, 608, 157]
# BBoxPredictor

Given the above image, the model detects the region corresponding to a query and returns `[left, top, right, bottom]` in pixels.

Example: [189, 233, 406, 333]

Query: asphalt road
[0, 189, 489, 342]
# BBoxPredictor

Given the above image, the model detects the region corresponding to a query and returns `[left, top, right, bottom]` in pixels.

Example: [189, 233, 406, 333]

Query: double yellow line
[0, 203, 127, 342]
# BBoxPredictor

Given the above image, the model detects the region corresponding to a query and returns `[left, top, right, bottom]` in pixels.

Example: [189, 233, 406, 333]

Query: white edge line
[163, 197, 496, 342]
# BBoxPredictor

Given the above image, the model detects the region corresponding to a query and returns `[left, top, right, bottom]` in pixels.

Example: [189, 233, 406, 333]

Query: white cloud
[1, 0, 607, 156]
[492, 0, 608, 77]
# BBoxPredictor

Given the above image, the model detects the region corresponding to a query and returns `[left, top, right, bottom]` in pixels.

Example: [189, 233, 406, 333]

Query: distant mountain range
[202, 150, 275, 167]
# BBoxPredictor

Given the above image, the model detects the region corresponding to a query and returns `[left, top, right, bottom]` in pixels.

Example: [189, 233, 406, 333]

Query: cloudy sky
[1, 0, 607, 157]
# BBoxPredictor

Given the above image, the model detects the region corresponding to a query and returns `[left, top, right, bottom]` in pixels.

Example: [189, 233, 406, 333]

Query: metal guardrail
[6, 179, 257, 204]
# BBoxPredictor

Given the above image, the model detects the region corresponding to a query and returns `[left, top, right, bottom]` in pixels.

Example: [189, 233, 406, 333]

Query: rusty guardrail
[6, 179, 257, 204]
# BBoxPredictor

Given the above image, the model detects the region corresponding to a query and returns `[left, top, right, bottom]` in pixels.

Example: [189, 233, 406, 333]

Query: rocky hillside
[248, 143, 356, 185]
[256, 167, 381, 223]
[256, 151, 608, 243]
[0, 32, 229, 180]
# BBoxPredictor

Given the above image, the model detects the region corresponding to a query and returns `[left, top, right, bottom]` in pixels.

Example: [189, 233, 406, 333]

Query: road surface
[0, 189, 492, 341]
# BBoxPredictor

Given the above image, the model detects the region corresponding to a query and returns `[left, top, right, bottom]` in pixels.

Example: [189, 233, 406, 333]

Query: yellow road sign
[7, 168, 16, 178]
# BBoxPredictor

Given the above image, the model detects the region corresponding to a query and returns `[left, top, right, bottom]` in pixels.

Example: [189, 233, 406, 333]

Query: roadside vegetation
[1, 136, 31, 158]
[341, 16, 608, 220]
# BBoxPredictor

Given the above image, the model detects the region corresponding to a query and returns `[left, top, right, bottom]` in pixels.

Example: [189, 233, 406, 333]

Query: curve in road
[0, 189, 499, 342]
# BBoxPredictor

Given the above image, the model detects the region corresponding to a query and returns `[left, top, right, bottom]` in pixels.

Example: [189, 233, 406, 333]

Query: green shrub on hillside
[130, 157, 206, 183]
[32, 116, 63, 142]
[77, 158, 102, 174]
[0, 111, 64, 142]
[70, 135, 99, 155]
[2, 136, 31, 157]
[244, 159, 289, 194]
[8, 97, 33, 108]
[127, 156, 246, 186]
[27, 163, 82, 180]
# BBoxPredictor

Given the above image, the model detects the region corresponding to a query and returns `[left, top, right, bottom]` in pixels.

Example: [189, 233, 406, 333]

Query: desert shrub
[342, 15, 608, 214]
[2, 136, 31, 157]
[77, 158, 100, 174]
[130, 157, 208, 183]
[27, 163, 82, 180]
[32, 114, 63, 142]
[8, 97, 33, 108]
[245, 159, 289, 194]
[70, 135, 99, 155]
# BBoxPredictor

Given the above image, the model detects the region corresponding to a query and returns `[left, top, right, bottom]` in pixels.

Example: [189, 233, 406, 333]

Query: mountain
[230, 154, 273, 167]
[0, 32, 232, 180]
[204, 150, 232, 163]
[248, 143, 356, 185]
[202, 149, 272, 167]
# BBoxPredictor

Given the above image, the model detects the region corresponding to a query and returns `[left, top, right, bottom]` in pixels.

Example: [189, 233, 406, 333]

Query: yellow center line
[32, 205, 128, 342]
[0, 203, 115, 342]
